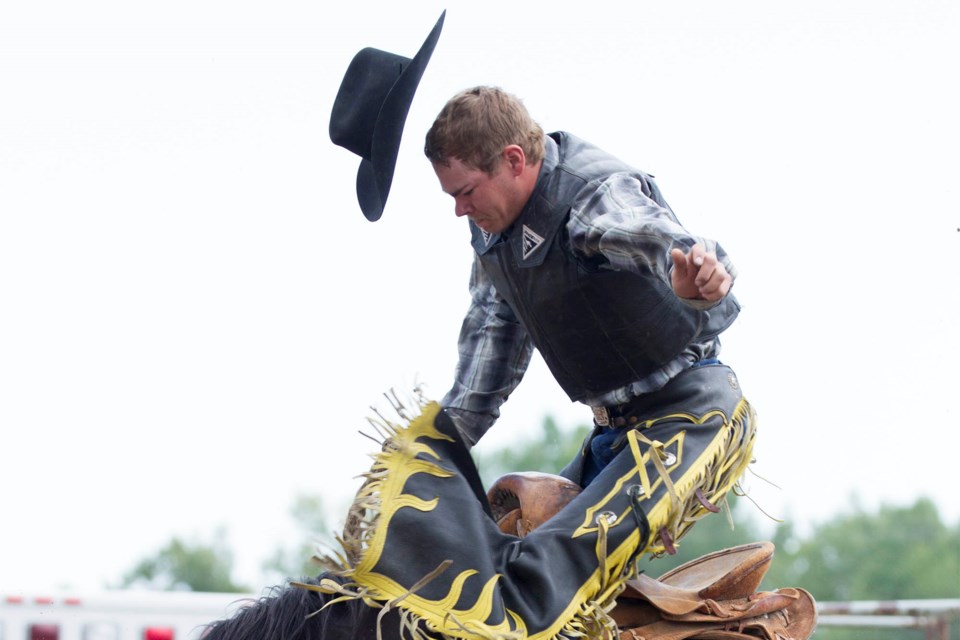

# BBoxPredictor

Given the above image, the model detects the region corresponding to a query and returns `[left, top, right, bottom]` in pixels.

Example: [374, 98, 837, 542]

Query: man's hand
[670, 243, 732, 302]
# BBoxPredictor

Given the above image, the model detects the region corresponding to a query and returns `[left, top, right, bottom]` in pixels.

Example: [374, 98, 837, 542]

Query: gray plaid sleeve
[441, 256, 534, 443]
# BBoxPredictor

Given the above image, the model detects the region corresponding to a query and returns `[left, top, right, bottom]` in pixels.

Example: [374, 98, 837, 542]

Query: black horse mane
[200, 574, 395, 640]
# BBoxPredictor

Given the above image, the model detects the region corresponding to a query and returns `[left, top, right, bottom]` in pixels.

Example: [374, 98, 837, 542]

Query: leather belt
[591, 360, 731, 429]
[592, 404, 643, 428]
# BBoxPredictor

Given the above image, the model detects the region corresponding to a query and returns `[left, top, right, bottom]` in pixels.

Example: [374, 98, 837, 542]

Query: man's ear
[502, 145, 527, 176]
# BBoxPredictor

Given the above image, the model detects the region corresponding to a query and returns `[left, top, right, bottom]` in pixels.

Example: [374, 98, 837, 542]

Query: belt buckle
[592, 406, 610, 427]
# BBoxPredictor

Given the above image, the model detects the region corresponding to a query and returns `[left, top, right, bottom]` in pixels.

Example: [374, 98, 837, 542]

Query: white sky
[2, 0, 958, 594]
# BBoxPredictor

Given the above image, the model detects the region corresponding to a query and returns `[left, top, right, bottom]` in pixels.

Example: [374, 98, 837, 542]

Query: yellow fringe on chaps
[307, 372, 756, 640]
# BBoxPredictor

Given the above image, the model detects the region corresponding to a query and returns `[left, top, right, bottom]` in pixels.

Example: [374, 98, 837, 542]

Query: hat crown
[328, 11, 445, 221]
[329, 48, 410, 160]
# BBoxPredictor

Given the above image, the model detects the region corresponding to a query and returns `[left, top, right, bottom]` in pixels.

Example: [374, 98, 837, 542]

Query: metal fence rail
[816, 599, 960, 640]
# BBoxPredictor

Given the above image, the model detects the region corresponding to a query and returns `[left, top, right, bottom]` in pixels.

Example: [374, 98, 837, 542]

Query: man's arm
[570, 172, 737, 306]
[442, 256, 534, 447]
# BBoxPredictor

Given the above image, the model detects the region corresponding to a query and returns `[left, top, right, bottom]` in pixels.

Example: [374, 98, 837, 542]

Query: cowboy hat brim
[354, 12, 445, 221]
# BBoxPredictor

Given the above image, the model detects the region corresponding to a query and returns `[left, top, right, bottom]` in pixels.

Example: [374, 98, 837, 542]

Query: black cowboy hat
[329, 12, 445, 222]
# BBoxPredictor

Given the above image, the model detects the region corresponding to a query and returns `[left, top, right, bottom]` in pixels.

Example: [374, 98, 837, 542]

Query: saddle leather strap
[616, 587, 817, 640]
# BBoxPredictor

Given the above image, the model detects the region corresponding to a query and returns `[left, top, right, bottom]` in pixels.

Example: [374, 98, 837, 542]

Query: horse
[200, 573, 397, 640]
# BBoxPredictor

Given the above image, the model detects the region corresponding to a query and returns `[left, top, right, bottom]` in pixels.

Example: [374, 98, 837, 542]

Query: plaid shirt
[442, 168, 737, 446]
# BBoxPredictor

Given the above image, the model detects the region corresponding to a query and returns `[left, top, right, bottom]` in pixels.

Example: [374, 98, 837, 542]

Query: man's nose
[455, 200, 470, 217]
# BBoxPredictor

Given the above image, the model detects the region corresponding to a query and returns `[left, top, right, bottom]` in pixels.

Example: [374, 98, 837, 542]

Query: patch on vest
[522, 225, 546, 259]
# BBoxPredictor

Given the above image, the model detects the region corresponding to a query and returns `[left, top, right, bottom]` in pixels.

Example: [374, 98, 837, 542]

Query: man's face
[433, 156, 524, 234]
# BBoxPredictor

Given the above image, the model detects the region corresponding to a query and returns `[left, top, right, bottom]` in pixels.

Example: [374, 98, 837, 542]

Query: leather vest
[471, 132, 740, 402]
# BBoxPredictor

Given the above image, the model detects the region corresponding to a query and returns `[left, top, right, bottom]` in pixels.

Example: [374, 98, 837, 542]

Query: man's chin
[471, 219, 502, 234]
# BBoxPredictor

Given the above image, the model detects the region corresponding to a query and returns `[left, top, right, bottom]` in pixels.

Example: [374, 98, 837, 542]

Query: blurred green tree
[261, 493, 337, 582]
[764, 497, 960, 602]
[472, 415, 590, 488]
[118, 528, 248, 592]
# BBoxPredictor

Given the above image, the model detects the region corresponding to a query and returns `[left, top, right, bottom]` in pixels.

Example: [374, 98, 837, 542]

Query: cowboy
[426, 86, 745, 485]
[328, 14, 760, 640]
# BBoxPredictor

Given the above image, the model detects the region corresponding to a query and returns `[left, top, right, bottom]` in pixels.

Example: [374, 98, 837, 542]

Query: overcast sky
[2, 0, 958, 594]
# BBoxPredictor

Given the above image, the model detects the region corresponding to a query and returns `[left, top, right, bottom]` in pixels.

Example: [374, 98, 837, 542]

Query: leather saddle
[487, 472, 818, 640]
